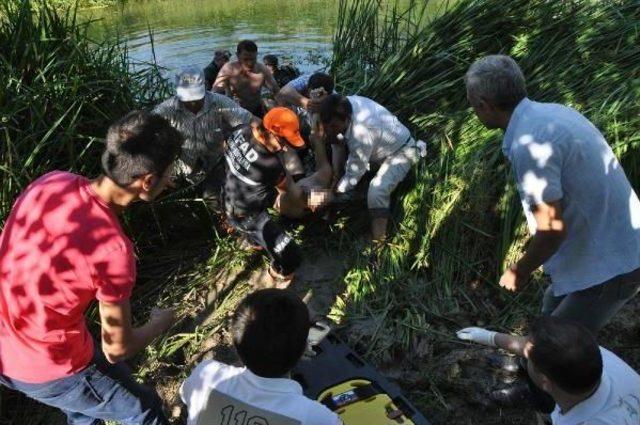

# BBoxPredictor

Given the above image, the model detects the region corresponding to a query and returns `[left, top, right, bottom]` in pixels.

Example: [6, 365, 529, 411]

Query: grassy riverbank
[1, 0, 639, 424]
[331, 0, 640, 353]
[330, 0, 640, 421]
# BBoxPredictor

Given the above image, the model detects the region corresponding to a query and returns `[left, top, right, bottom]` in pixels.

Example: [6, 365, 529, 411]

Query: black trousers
[227, 211, 302, 276]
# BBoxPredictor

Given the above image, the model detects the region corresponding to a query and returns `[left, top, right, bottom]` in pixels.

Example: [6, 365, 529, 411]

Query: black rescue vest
[223, 126, 285, 216]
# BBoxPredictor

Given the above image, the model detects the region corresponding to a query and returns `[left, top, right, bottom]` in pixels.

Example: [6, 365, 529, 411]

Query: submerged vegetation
[1, 0, 639, 424]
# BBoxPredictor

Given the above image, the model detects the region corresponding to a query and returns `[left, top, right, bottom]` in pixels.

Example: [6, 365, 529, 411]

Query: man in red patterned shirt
[0, 111, 183, 424]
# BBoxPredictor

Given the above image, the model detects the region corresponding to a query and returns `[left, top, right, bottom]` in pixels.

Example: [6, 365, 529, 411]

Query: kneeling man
[223, 107, 331, 286]
[319, 94, 426, 241]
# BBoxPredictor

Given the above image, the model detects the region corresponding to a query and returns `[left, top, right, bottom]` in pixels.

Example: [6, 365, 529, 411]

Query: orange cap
[263, 107, 306, 148]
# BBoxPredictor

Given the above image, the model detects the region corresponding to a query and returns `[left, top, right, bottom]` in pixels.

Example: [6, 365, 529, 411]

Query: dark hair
[529, 317, 602, 395]
[308, 72, 334, 94]
[237, 40, 258, 55]
[232, 289, 311, 378]
[102, 111, 183, 187]
[263, 54, 278, 67]
[319, 94, 352, 125]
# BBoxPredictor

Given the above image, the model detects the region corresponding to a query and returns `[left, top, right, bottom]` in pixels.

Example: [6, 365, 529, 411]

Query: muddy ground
[1, 245, 638, 425]
[154, 247, 640, 425]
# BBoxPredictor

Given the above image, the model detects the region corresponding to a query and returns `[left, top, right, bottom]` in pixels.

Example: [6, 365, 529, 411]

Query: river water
[81, 0, 339, 78]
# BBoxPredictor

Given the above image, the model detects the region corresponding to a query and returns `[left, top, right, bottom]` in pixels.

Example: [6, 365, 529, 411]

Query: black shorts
[227, 211, 301, 275]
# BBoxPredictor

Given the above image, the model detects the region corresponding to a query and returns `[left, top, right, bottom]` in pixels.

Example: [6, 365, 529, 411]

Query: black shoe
[485, 353, 521, 374]
[489, 381, 534, 408]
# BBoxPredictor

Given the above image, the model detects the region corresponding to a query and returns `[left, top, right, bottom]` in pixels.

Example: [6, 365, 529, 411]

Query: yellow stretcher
[292, 322, 430, 425]
[318, 379, 417, 424]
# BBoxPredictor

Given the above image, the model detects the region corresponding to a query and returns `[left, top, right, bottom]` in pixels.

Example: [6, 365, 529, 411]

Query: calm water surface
[82, 0, 339, 77]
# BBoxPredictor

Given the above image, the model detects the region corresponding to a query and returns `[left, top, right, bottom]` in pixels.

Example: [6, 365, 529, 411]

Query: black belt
[390, 136, 414, 156]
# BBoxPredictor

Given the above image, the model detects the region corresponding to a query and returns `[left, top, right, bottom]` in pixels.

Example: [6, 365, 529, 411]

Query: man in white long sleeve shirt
[319, 94, 425, 240]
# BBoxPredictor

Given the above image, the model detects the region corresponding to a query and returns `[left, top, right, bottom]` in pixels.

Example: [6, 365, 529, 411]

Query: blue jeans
[0, 345, 167, 425]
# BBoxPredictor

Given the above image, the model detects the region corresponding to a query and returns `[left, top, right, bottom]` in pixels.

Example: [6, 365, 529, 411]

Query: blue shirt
[503, 98, 640, 295]
[288, 74, 311, 93]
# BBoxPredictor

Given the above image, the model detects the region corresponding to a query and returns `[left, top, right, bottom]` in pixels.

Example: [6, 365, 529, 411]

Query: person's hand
[456, 327, 497, 347]
[307, 189, 333, 212]
[149, 307, 176, 333]
[499, 264, 529, 292]
[307, 97, 324, 113]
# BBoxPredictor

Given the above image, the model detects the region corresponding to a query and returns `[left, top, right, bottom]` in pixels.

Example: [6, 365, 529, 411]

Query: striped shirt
[336, 96, 411, 193]
[153, 92, 253, 179]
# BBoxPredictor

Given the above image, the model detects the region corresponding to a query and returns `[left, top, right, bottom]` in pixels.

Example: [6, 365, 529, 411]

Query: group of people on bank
[0, 37, 638, 425]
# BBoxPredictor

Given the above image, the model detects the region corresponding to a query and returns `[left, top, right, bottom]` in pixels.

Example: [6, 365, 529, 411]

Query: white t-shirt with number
[181, 360, 342, 425]
[551, 347, 640, 425]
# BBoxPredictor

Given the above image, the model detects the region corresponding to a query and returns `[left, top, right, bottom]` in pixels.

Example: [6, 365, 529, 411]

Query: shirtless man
[213, 40, 280, 118]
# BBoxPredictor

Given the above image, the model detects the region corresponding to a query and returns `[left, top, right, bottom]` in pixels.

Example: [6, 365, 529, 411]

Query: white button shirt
[336, 96, 411, 193]
[503, 98, 640, 296]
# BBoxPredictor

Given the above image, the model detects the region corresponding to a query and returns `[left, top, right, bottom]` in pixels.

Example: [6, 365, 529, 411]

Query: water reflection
[81, 0, 338, 76]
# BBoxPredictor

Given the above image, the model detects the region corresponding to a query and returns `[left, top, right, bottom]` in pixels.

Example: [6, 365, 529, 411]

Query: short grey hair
[465, 55, 527, 110]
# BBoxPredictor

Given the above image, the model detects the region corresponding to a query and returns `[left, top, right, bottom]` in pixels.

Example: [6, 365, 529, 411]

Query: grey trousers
[368, 141, 419, 217]
[542, 266, 640, 333]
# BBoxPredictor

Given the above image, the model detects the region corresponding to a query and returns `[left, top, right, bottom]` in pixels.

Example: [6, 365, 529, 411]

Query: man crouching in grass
[222, 107, 333, 288]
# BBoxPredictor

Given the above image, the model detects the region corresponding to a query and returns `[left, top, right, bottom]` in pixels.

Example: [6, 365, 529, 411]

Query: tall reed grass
[331, 0, 640, 357]
[0, 1, 223, 423]
[2, 0, 639, 423]
[0, 0, 171, 224]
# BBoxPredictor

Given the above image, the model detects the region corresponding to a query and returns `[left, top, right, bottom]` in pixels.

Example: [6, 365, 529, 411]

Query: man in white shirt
[465, 55, 640, 333]
[180, 289, 342, 425]
[319, 94, 426, 241]
[456, 317, 640, 425]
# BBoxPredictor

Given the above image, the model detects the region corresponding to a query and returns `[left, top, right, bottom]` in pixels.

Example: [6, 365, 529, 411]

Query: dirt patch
[7, 245, 637, 425]
[154, 245, 349, 424]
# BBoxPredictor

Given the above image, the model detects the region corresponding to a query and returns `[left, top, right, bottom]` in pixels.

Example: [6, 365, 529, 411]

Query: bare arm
[275, 82, 307, 108]
[456, 327, 530, 359]
[494, 333, 530, 358]
[99, 301, 175, 364]
[517, 200, 566, 274]
[262, 64, 280, 95]
[500, 200, 566, 290]
[213, 63, 232, 95]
